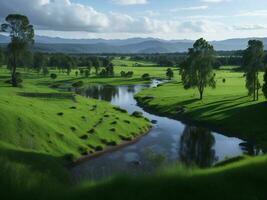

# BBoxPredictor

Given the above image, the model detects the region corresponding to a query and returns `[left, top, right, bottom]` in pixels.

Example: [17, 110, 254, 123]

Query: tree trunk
[11, 53, 17, 87]
[256, 72, 259, 101]
[199, 87, 203, 100]
[253, 73, 256, 101]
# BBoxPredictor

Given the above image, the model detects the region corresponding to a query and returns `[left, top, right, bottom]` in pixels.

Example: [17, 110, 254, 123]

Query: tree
[0, 46, 3, 66]
[243, 40, 264, 101]
[42, 67, 49, 77]
[50, 73, 57, 81]
[180, 38, 216, 100]
[33, 52, 46, 73]
[94, 58, 101, 75]
[85, 69, 90, 77]
[263, 68, 267, 99]
[166, 68, 174, 80]
[1, 14, 34, 86]
[75, 71, 78, 77]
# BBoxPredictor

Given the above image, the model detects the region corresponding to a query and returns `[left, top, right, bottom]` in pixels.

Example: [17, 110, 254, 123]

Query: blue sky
[1, 0, 267, 40]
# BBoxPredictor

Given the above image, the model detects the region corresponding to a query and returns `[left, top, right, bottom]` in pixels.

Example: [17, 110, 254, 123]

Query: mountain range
[1, 34, 267, 54]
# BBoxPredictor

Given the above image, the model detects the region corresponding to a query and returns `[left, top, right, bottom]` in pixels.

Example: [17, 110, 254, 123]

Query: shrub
[142, 73, 150, 80]
[126, 71, 134, 77]
[166, 68, 174, 80]
[50, 73, 57, 80]
[120, 71, 126, 77]
[132, 111, 143, 118]
[85, 69, 90, 77]
[72, 81, 84, 88]
[222, 78, 226, 83]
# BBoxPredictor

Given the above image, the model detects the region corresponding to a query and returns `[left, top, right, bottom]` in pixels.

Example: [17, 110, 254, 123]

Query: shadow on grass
[0, 146, 70, 200]
[18, 92, 75, 100]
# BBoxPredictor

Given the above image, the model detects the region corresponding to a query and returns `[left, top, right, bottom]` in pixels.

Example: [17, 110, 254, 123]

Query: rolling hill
[1, 34, 267, 53]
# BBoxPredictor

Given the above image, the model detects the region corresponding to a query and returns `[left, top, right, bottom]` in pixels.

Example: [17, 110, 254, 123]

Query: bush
[142, 73, 150, 80]
[85, 69, 90, 77]
[132, 111, 143, 118]
[50, 73, 57, 80]
[72, 81, 84, 88]
[222, 78, 226, 83]
[126, 71, 134, 77]
[121, 71, 126, 77]
[166, 68, 174, 80]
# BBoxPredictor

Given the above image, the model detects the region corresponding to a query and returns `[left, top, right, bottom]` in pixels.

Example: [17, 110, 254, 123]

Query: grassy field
[0, 64, 152, 199]
[136, 66, 267, 151]
[1, 59, 267, 200]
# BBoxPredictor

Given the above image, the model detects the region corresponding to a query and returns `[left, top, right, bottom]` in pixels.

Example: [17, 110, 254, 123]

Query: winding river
[71, 80, 248, 182]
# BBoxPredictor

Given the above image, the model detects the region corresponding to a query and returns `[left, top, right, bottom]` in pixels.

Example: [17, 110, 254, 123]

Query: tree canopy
[1, 14, 34, 86]
[242, 40, 264, 101]
[180, 38, 216, 100]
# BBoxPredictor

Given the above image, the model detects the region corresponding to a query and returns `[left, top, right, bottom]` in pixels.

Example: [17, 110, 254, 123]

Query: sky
[0, 0, 267, 40]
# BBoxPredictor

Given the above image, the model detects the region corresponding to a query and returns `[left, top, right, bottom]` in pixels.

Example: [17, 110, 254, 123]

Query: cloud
[233, 24, 267, 30]
[171, 6, 208, 12]
[236, 10, 267, 17]
[112, 0, 148, 5]
[201, 0, 231, 3]
[0, 0, 109, 32]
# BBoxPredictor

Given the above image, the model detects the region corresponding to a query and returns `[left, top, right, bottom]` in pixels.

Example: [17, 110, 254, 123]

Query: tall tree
[243, 40, 264, 101]
[180, 38, 216, 100]
[166, 68, 174, 80]
[0, 46, 3, 66]
[1, 14, 34, 86]
[262, 68, 267, 99]
[33, 52, 46, 73]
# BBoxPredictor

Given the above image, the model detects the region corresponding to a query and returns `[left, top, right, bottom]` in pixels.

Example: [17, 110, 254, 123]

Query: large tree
[0, 46, 3, 66]
[243, 40, 264, 101]
[33, 52, 46, 73]
[262, 68, 267, 99]
[180, 38, 216, 100]
[1, 14, 34, 86]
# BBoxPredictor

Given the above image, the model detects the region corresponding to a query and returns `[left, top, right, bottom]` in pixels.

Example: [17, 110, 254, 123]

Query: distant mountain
[1, 34, 267, 53]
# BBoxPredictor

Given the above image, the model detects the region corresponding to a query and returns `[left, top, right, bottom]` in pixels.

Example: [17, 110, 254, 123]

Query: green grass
[0, 65, 151, 199]
[1, 63, 267, 200]
[136, 67, 267, 151]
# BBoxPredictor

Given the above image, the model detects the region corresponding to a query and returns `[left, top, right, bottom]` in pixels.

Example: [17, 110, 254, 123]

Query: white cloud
[171, 6, 208, 12]
[0, 0, 109, 32]
[112, 0, 148, 5]
[201, 0, 231, 3]
[233, 24, 267, 30]
[236, 10, 267, 17]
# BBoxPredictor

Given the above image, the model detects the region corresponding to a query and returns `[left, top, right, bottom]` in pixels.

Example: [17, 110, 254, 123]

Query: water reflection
[71, 82, 247, 182]
[179, 126, 217, 168]
[84, 85, 118, 102]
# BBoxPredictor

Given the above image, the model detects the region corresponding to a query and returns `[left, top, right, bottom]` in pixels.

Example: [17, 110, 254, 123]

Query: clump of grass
[119, 135, 132, 141]
[132, 111, 143, 118]
[87, 129, 95, 134]
[80, 134, 88, 140]
[57, 112, 64, 116]
[70, 106, 77, 109]
[110, 128, 116, 132]
[104, 114, 110, 117]
[70, 127, 77, 132]
[123, 120, 131, 124]
[95, 145, 103, 151]
[78, 146, 89, 155]
[113, 106, 127, 113]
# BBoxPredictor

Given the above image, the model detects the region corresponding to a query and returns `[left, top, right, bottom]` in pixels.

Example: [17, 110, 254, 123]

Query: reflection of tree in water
[84, 85, 118, 102]
[127, 85, 136, 93]
[179, 126, 216, 168]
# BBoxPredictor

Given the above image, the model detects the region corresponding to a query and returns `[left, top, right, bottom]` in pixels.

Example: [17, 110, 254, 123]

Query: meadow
[1, 58, 267, 199]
